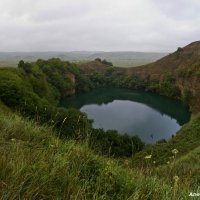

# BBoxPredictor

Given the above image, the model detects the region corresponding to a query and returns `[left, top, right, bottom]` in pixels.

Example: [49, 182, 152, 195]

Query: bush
[89, 129, 144, 157]
[54, 107, 92, 139]
[95, 58, 101, 62]
[102, 59, 113, 66]
[182, 88, 193, 104]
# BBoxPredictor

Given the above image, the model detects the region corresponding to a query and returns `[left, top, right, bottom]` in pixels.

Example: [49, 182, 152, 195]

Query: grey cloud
[32, 3, 92, 23]
[152, 0, 200, 20]
[0, 0, 199, 52]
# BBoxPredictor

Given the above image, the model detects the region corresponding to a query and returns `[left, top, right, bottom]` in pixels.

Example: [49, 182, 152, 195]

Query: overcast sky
[0, 0, 199, 52]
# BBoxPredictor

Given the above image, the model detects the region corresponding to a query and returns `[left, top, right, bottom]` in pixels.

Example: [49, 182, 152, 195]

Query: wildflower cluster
[172, 149, 179, 155]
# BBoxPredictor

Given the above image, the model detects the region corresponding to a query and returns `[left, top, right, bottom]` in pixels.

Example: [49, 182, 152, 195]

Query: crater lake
[60, 88, 191, 143]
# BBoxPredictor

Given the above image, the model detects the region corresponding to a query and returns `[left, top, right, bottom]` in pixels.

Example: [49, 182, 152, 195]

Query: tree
[18, 60, 25, 69]
[102, 59, 113, 66]
[95, 58, 101, 62]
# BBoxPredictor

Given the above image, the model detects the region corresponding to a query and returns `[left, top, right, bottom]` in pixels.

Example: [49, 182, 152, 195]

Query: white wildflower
[144, 154, 152, 159]
[172, 149, 179, 155]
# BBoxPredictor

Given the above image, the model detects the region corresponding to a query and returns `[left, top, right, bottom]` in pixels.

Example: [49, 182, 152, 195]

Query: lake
[60, 88, 191, 143]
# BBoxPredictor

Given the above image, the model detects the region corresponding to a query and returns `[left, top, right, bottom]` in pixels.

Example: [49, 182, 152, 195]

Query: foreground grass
[155, 145, 200, 189]
[0, 106, 193, 199]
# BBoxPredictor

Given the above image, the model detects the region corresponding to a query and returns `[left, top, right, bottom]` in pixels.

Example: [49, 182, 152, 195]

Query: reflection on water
[60, 88, 191, 143]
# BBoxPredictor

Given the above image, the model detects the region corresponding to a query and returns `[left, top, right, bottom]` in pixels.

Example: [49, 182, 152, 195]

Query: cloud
[152, 0, 200, 20]
[0, 0, 199, 52]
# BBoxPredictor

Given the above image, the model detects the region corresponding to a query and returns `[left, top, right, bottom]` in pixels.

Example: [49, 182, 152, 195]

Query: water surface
[61, 88, 191, 143]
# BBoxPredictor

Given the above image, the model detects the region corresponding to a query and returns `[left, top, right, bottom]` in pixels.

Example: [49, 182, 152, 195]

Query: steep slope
[0, 103, 190, 200]
[124, 41, 200, 112]
[126, 41, 200, 78]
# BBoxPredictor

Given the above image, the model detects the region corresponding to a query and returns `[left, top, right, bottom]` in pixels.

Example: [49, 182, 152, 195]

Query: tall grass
[0, 106, 191, 199]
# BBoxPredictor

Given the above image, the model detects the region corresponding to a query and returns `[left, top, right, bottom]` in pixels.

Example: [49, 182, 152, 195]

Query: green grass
[111, 59, 155, 68]
[155, 145, 200, 189]
[0, 60, 18, 68]
[0, 103, 195, 199]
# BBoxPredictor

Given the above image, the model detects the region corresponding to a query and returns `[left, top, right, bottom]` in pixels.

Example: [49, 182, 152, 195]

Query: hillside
[0, 41, 200, 199]
[126, 41, 200, 78]
[0, 102, 198, 199]
[124, 41, 200, 113]
[76, 41, 200, 113]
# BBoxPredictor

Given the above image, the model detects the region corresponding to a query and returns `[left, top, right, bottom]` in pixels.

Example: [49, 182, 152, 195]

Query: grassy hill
[0, 102, 198, 199]
[126, 41, 200, 77]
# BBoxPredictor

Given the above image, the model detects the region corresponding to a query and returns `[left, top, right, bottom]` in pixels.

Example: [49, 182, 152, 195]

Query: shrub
[182, 88, 193, 104]
[89, 129, 144, 157]
[102, 59, 113, 66]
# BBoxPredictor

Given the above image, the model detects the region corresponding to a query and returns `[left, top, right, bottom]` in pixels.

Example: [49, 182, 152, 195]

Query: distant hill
[0, 51, 167, 68]
[88, 51, 167, 67]
[0, 51, 100, 67]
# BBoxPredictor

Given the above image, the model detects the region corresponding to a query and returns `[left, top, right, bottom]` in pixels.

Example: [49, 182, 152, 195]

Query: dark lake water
[60, 88, 191, 143]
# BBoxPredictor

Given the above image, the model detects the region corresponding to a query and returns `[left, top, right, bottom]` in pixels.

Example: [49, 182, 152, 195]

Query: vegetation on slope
[155, 145, 200, 189]
[0, 60, 144, 158]
[0, 105, 194, 199]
